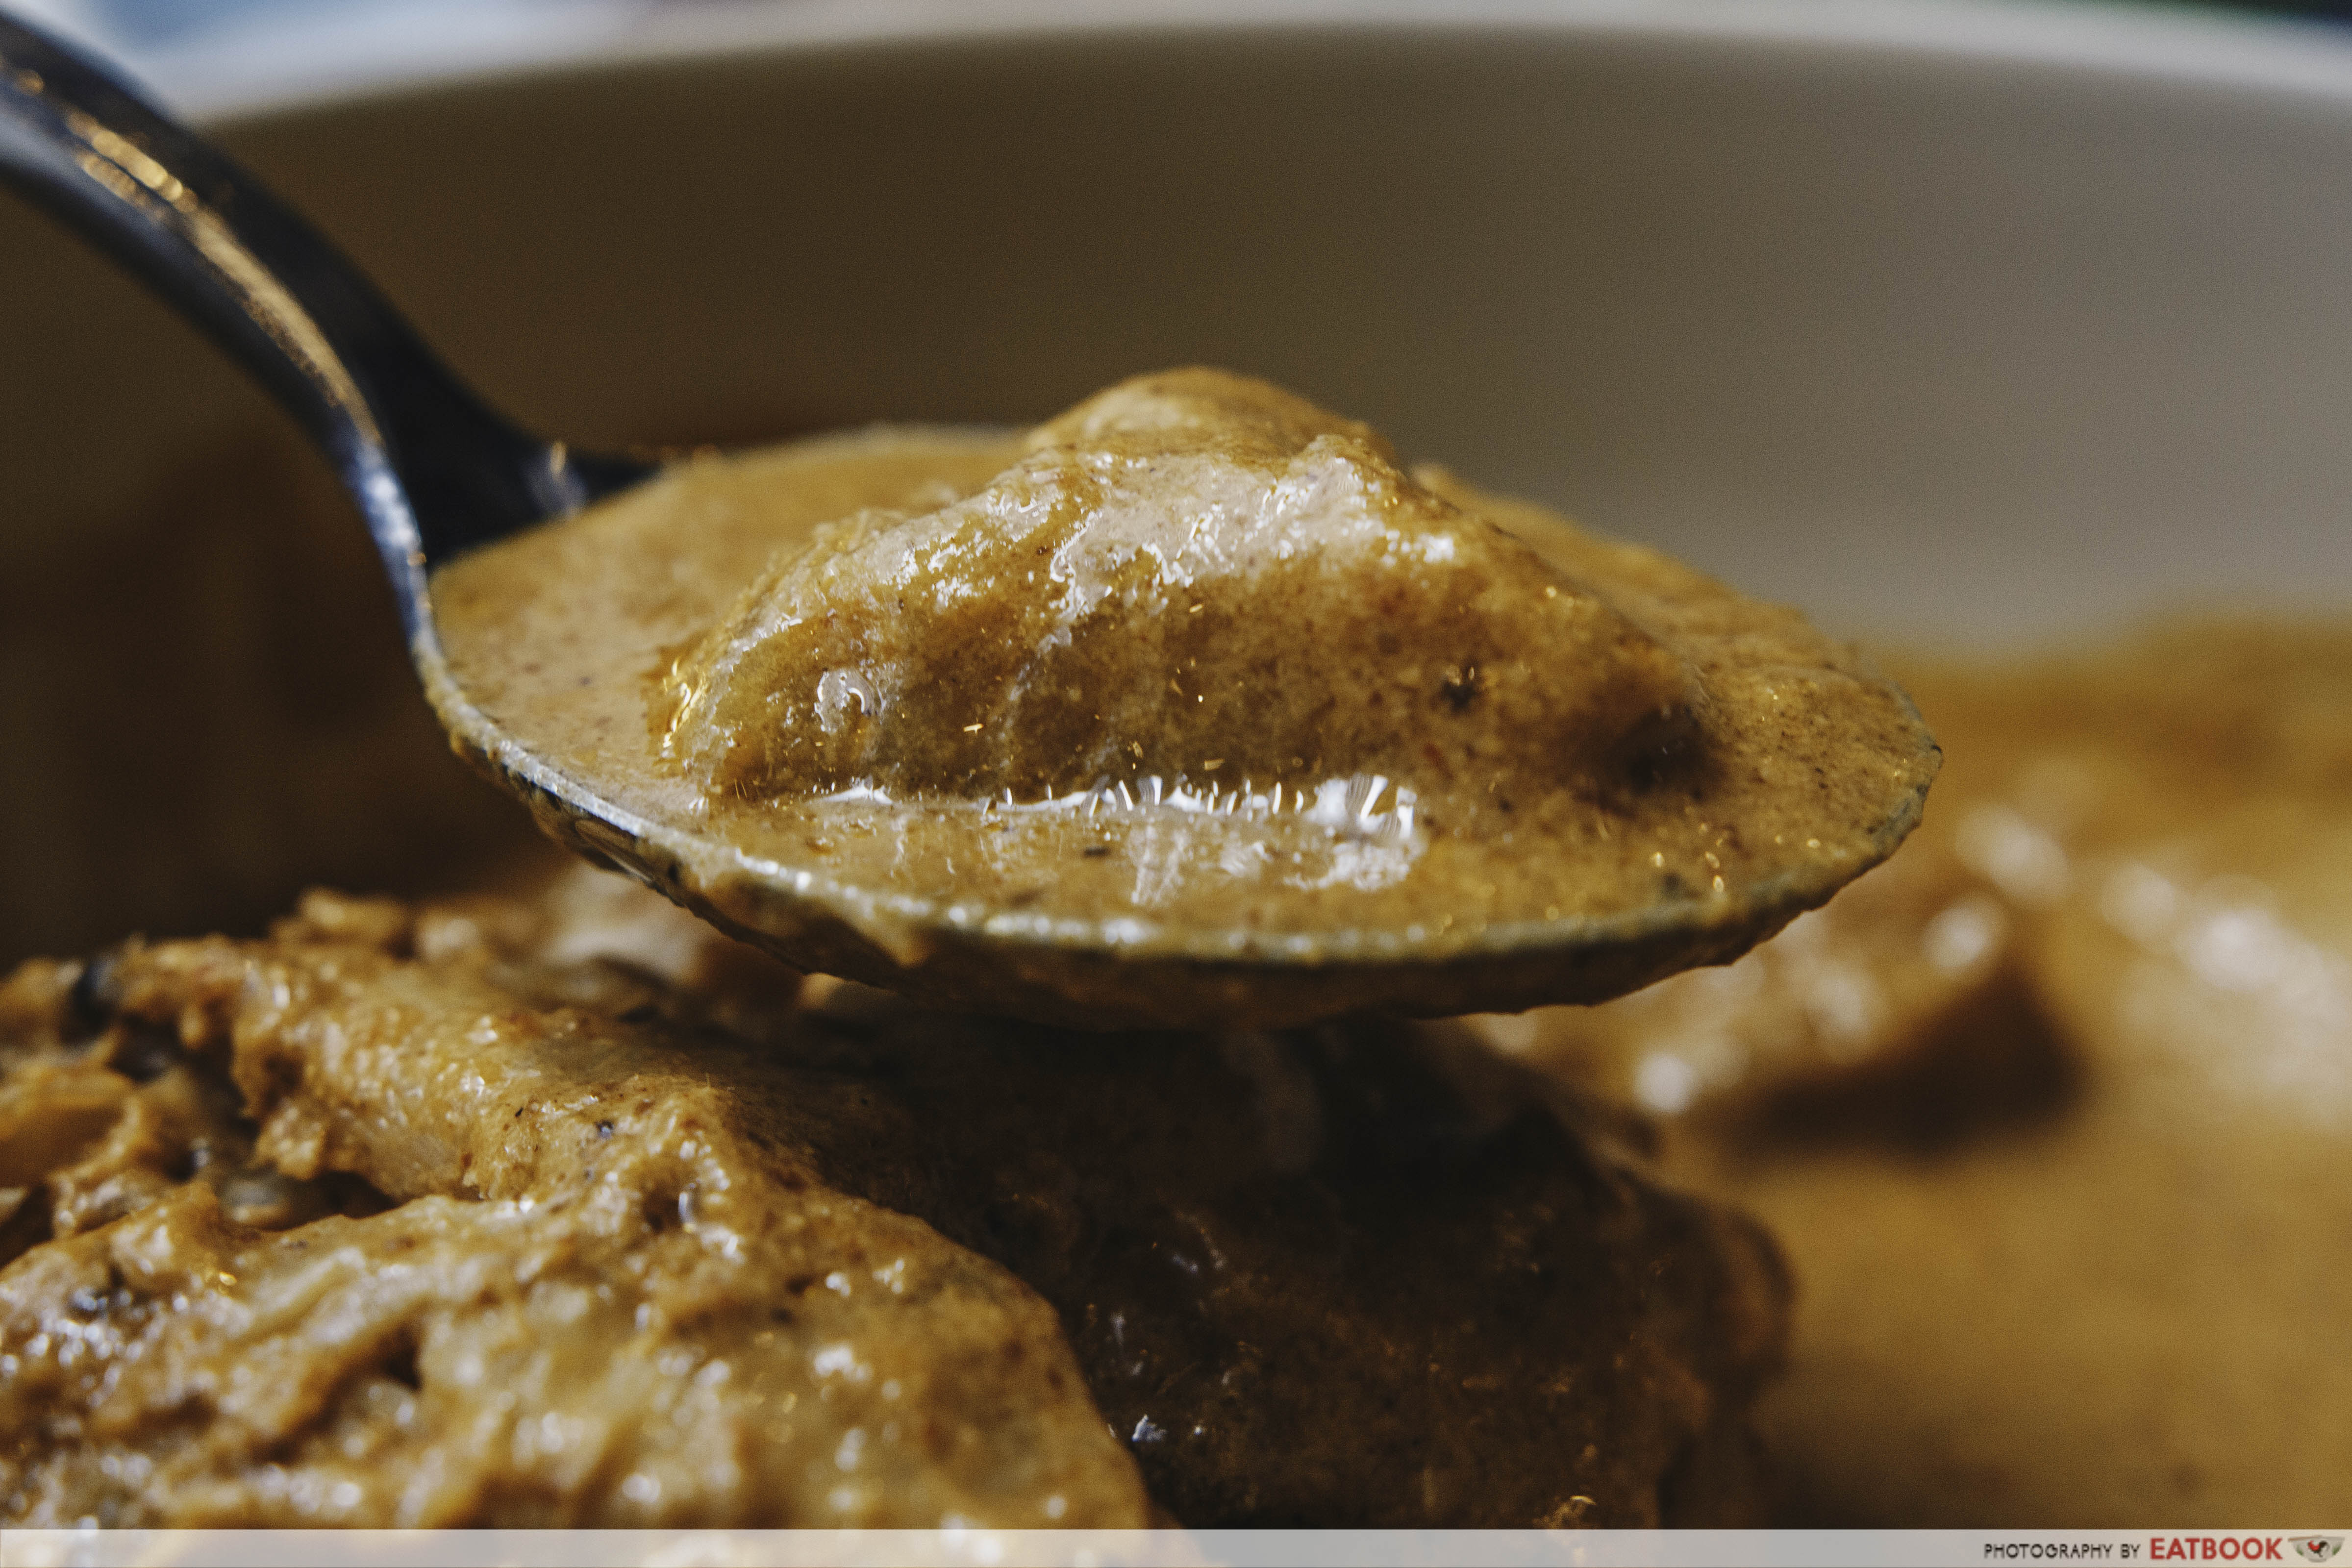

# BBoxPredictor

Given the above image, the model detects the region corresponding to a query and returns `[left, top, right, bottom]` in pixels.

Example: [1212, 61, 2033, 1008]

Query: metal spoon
[0, 12, 1934, 1029]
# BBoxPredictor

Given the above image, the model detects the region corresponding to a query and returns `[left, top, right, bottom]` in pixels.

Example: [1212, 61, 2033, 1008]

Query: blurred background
[8, 0, 2352, 116]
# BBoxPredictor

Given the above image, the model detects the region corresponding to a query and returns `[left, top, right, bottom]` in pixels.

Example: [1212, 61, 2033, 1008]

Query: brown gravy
[1490, 619, 2352, 1522]
[429, 371, 1938, 1020]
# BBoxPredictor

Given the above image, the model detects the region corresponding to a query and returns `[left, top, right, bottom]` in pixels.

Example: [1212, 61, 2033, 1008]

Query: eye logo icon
[2292, 1539, 2345, 1565]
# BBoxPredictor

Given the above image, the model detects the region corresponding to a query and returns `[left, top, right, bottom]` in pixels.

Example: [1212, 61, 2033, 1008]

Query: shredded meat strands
[0, 873, 1788, 1526]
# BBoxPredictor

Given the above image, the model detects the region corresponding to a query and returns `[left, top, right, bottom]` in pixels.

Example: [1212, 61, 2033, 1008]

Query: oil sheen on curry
[430, 371, 1938, 1024]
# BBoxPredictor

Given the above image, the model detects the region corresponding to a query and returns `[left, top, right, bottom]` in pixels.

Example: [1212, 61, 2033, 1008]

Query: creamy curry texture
[654, 372, 1694, 810]
[4, 383, 2342, 1529]
[429, 371, 1938, 1026]
[0, 873, 1784, 1526]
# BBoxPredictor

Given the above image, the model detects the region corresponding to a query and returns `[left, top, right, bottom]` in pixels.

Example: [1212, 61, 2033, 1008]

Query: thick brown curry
[426, 370, 1938, 1026]
[2, 385, 2342, 1529]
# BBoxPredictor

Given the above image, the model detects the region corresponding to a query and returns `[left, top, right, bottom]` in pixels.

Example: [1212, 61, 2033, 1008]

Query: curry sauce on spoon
[430, 370, 1938, 1024]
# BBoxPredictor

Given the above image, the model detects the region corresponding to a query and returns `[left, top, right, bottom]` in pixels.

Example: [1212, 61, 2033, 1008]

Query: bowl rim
[182, 0, 2352, 124]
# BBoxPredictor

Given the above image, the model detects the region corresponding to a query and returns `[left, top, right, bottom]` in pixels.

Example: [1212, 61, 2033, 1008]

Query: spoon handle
[0, 11, 644, 625]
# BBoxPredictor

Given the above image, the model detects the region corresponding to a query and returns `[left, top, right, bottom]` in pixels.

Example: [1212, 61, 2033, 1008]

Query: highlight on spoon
[0, 6, 652, 645]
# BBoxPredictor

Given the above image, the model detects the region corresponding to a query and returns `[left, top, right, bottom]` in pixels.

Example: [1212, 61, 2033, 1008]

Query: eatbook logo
[2292, 1540, 2344, 1565]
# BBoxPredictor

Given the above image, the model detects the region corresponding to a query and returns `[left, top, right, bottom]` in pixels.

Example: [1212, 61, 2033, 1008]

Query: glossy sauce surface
[429, 371, 1937, 1016]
